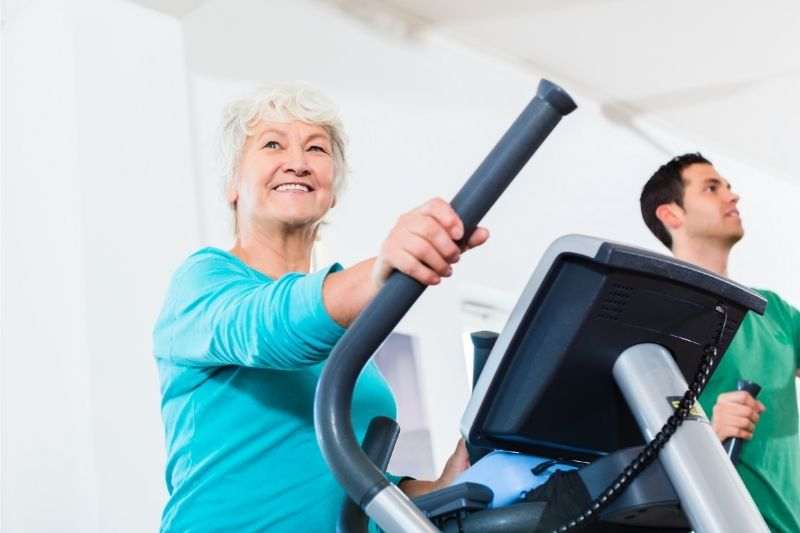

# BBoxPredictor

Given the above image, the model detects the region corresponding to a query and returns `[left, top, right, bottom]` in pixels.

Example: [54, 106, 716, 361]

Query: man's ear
[655, 203, 683, 231]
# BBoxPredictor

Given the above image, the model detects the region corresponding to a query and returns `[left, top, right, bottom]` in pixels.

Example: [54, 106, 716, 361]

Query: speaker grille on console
[597, 283, 633, 321]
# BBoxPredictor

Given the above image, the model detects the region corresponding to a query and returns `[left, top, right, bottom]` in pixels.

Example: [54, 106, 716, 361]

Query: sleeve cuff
[386, 472, 408, 486]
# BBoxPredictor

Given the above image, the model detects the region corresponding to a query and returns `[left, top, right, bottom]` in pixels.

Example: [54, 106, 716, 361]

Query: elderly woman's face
[230, 120, 335, 232]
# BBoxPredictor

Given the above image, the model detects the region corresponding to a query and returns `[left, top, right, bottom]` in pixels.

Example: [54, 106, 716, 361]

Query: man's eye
[706, 185, 717, 192]
[264, 141, 281, 149]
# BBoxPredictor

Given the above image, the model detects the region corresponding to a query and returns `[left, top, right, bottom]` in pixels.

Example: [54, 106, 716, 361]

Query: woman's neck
[231, 222, 316, 279]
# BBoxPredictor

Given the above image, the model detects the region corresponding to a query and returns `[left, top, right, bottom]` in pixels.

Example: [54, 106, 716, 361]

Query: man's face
[677, 163, 743, 245]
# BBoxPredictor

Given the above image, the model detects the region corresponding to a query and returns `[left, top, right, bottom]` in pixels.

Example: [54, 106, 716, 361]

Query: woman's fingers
[386, 247, 442, 286]
[401, 232, 453, 278]
[404, 214, 461, 263]
[463, 227, 490, 251]
[435, 439, 471, 490]
[418, 197, 464, 241]
[373, 198, 490, 286]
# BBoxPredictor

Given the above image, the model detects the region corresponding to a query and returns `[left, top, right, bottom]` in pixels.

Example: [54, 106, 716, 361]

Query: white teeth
[275, 183, 310, 192]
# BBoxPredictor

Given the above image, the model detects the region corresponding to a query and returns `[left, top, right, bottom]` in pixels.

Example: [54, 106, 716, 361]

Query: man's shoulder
[752, 288, 795, 310]
[749, 288, 800, 328]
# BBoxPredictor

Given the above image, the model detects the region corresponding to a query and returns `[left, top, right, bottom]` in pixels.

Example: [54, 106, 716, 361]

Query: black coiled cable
[551, 305, 729, 532]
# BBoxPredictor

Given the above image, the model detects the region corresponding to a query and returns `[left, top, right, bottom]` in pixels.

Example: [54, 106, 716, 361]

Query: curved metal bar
[314, 79, 577, 532]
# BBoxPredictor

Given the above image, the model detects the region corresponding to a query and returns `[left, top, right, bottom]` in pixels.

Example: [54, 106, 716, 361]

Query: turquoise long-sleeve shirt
[154, 247, 397, 532]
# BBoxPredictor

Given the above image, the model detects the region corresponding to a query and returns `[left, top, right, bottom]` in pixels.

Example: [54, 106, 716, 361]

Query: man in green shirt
[640, 153, 800, 532]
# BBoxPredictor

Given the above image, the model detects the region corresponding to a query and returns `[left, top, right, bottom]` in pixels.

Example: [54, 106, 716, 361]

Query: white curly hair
[220, 83, 349, 215]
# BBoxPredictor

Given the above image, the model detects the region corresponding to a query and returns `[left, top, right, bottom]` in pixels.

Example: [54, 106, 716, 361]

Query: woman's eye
[263, 141, 280, 149]
[308, 145, 328, 153]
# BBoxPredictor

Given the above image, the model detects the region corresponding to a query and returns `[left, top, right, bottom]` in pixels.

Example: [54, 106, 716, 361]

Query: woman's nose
[284, 146, 310, 176]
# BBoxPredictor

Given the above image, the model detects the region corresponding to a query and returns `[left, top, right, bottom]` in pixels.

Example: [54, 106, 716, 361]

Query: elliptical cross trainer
[313, 80, 769, 533]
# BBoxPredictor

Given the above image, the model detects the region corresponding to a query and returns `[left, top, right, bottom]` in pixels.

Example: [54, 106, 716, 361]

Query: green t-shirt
[698, 289, 800, 533]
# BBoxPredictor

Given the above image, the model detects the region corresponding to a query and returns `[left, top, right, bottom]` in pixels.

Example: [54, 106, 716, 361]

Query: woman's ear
[330, 195, 337, 209]
[225, 177, 239, 206]
[655, 203, 683, 231]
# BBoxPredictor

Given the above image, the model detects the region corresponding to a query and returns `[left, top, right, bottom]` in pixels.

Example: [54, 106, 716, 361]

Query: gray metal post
[613, 343, 768, 533]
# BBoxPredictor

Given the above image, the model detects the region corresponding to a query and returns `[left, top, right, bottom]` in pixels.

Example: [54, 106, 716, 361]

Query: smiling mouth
[273, 183, 313, 192]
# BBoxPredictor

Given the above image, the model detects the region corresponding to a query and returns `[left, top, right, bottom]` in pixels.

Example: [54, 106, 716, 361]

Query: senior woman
[154, 84, 489, 532]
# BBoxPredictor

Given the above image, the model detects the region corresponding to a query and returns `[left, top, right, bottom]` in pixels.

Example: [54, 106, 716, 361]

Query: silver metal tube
[364, 484, 438, 533]
[613, 343, 768, 533]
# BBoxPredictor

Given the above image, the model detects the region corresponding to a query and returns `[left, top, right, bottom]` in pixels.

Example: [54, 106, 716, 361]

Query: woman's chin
[263, 213, 324, 232]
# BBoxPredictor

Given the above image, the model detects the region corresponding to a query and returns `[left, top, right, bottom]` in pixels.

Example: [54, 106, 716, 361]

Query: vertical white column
[2, 0, 201, 530]
[2, 1, 101, 530]
[72, 1, 200, 529]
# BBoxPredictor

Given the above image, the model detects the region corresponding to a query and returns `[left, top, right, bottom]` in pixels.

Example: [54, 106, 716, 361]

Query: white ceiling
[331, 0, 800, 183]
[132, 0, 800, 183]
[128, 0, 209, 17]
[359, 0, 800, 99]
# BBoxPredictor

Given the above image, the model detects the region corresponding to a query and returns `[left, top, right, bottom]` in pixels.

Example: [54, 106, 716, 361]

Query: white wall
[181, 0, 800, 474]
[3, 2, 100, 530]
[2, 0, 199, 530]
[3, 0, 799, 530]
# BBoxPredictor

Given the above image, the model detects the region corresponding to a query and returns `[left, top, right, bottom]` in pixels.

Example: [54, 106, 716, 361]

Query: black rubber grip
[471, 330, 499, 389]
[314, 79, 577, 512]
[338, 416, 401, 533]
[467, 331, 499, 463]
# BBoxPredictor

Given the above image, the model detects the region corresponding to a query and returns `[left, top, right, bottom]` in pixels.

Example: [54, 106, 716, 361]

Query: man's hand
[373, 198, 490, 288]
[711, 390, 766, 441]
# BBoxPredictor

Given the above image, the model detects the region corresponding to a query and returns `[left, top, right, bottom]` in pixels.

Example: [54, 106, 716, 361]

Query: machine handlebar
[313, 80, 577, 524]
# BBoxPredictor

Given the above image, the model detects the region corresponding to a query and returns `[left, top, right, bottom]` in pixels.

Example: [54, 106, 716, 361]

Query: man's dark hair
[640, 152, 712, 249]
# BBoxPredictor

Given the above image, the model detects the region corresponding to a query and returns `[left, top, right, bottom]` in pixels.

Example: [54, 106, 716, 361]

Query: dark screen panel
[468, 254, 751, 461]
